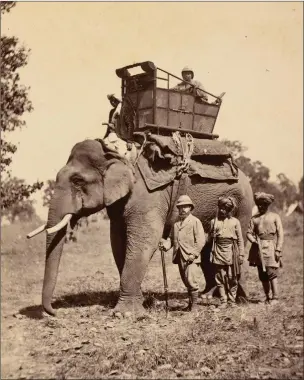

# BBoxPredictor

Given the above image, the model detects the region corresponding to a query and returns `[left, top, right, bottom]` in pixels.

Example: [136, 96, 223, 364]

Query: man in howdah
[247, 192, 284, 305]
[172, 66, 208, 102]
[159, 195, 206, 312]
[210, 196, 245, 309]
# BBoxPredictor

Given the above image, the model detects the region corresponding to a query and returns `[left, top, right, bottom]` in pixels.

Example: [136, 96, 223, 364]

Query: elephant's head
[32, 139, 135, 315]
[49, 140, 135, 219]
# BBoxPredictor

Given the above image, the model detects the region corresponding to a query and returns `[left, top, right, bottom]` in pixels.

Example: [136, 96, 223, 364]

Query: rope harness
[165, 132, 195, 222]
[172, 131, 195, 178]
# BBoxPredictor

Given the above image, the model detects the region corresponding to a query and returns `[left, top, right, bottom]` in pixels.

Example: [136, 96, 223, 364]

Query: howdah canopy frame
[115, 61, 224, 141]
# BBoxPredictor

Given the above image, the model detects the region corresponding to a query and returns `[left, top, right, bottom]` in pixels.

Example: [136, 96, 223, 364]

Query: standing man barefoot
[247, 192, 284, 305]
[210, 196, 245, 308]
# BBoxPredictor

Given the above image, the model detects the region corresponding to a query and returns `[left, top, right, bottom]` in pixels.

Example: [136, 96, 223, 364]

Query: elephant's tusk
[26, 224, 47, 239]
[46, 214, 73, 235]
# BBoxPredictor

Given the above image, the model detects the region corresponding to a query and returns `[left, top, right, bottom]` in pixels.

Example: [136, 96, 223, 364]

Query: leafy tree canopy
[1, 2, 43, 216]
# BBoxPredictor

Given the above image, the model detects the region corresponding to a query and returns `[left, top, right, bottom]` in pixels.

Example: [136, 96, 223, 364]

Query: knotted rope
[172, 131, 194, 177]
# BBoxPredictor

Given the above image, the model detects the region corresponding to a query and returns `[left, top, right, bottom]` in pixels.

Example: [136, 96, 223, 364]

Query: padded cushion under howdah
[136, 155, 239, 191]
[133, 133, 231, 157]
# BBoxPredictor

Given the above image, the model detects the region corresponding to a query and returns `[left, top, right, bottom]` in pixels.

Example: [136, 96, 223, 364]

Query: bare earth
[1, 215, 303, 379]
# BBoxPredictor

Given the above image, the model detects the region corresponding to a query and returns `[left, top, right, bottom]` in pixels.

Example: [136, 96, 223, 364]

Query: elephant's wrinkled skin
[43, 139, 253, 316]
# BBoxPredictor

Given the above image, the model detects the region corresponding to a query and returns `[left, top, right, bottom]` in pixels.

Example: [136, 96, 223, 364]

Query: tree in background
[2, 197, 36, 223]
[276, 173, 298, 209]
[42, 180, 56, 208]
[221, 139, 300, 210]
[1, 2, 43, 219]
[1, 177, 41, 220]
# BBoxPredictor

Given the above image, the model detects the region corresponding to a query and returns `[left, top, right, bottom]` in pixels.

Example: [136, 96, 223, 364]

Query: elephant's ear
[103, 160, 135, 206]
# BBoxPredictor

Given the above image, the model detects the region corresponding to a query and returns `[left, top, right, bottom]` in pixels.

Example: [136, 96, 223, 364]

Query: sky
[2, 1, 303, 220]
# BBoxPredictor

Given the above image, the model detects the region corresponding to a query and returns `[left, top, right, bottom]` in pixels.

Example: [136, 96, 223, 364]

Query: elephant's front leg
[114, 211, 164, 314]
[110, 219, 126, 276]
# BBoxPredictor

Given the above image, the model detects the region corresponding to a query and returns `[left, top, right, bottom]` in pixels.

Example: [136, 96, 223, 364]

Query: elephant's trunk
[42, 226, 67, 316]
[42, 190, 77, 315]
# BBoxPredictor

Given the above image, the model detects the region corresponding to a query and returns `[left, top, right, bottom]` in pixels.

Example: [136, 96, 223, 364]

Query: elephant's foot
[111, 296, 147, 318]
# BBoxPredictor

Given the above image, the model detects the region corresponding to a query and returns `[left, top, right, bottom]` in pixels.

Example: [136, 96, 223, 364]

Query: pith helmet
[176, 195, 194, 209]
[181, 66, 194, 79]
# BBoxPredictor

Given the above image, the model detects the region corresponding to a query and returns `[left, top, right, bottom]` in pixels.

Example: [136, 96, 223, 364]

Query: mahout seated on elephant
[27, 135, 253, 318]
[102, 93, 138, 160]
[104, 94, 121, 139]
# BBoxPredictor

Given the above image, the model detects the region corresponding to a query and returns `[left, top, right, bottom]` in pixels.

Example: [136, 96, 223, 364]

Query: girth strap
[259, 234, 275, 240]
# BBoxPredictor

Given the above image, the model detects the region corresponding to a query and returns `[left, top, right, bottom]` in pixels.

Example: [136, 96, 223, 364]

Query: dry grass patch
[1, 216, 303, 379]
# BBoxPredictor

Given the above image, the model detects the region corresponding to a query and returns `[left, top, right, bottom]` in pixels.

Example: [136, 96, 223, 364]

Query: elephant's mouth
[27, 213, 74, 239]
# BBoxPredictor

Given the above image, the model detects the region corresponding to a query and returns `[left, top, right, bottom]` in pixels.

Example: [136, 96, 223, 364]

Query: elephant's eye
[71, 175, 86, 188]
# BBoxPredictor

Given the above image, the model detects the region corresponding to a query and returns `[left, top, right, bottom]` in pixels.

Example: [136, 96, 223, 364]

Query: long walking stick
[160, 246, 169, 315]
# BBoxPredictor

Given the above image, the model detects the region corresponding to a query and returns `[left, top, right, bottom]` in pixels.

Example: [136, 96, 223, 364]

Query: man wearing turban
[254, 192, 275, 205]
[209, 195, 245, 308]
[104, 94, 122, 139]
[247, 192, 284, 305]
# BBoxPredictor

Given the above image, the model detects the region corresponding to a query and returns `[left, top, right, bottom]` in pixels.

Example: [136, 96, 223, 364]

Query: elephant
[29, 138, 254, 316]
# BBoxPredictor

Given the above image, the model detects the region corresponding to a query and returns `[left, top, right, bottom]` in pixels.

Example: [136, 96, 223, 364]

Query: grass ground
[1, 214, 303, 379]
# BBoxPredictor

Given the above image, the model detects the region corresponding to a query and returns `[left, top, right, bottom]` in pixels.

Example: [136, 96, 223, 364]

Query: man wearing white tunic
[247, 192, 284, 305]
[210, 196, 245, 308]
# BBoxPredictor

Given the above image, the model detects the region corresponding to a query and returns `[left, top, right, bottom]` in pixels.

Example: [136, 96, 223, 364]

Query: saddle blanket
[133, 132, 231, 157]
[99, 132, 239, 192]
[137, 154, 239, 191]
